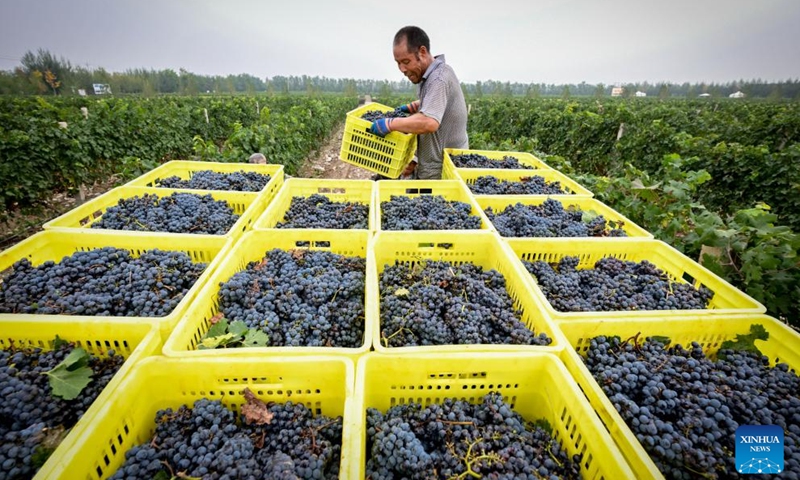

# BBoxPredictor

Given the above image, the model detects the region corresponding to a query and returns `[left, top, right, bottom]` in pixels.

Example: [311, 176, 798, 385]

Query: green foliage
[468, 97, 800, 229]
[198, 317, 269, 349]
[560, 153, 800, 326]
[575, 155, 712, 247]
[649, 336, 672, 345]
[0, 95, 356, 211]
[718, 324, 769, 359]
[687, 204, 800, 321]
[532, 418, 553, 435]
[468, 97, 800, 324]
[210, 97, 354, 174]
[117, 156, 159, 183]
[44, 347, 93, 400]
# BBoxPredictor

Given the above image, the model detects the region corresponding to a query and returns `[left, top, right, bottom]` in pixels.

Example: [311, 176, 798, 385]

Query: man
[370, 26, 469, 179]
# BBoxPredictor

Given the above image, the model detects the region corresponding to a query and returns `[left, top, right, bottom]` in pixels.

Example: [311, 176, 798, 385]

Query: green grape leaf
[199, 333, 238, 350]
[650, 336, 672, 346]
[44, 348, 93, 400]
[719, 324, 769, 359]
[394, 287, 410, 297]
[53, 335, 69, 349]
[242, 329, 269, 348]
[228, 320, 249, 337]
[204, 317, 229, 339]
[152, 471, 170, 480]
[532, 418, 553, 435]
[581, 210, 600, 223]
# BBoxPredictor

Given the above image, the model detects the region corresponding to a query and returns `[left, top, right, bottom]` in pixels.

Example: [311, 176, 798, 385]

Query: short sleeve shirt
[416, 55, 469, 179]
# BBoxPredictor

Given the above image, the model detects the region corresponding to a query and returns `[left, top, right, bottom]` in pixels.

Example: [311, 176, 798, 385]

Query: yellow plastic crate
[0, 319, 159, 480]
[43, 186, 260, 239]
[369, 231, 563, 353]
[339, 103, 418, 178]
[37, 355, 354, 480]
[0, 230, 231, 337]
[349, 352, 636, 480]
[478, 195, 653, 238]
[443, 148, 553, 174]
[558, 315, 800, 480]
[124, 160, 284, 202]
[459, 168, 594, 197]
[505, 238, 765, 321]
[440, 157, 460, 180]
[163, 229, 373, 359]
[374, 180, 493, 232]
[252, 178, 376, 231]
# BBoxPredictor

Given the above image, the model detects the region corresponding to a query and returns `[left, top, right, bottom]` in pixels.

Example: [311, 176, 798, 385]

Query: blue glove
[396, 102, 418, 114]
[369, 118, 394, 137]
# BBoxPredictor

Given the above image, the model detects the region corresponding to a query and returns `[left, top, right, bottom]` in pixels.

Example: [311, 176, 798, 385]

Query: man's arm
[389, 113, 439, 135]
[396, 100, 420, 114]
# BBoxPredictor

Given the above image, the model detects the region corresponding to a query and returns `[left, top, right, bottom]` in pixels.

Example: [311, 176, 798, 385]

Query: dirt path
[296, 122, 374, 180]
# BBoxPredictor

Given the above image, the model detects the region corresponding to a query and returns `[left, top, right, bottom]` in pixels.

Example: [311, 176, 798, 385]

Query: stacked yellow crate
[441, 148, 553, 180]
[37, 355, 355, 479]
[0, 161, 283, 479]
[349, 353, 636, 479]
[0, 234, 230, 478]
[438, 146, 800, 480]
[15, 133, 794, 478]
[45, 161, 285, 241]
[363, 160, 638, 477]
[162, 229, 373, 361]
[557, 315, 800, 480]
[123, 160, 285, 233]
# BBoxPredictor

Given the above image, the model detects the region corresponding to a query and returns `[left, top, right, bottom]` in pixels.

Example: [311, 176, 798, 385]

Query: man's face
[393, 40, 426, 84]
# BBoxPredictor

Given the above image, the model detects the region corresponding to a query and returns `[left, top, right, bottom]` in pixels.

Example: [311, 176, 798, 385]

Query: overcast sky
[1, 0, 799, 85]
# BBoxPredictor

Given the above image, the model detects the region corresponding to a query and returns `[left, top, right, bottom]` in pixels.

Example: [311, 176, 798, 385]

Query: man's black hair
[394, 26, 430, 53]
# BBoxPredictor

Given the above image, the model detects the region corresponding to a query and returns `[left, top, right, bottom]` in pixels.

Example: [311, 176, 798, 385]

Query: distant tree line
[463, 80, 800, 99]
[1, 48, 798, 99]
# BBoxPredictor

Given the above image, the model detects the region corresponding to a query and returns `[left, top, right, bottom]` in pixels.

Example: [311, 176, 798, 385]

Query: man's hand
[369, 118, 394, 138]
[396, 102, 418, 115]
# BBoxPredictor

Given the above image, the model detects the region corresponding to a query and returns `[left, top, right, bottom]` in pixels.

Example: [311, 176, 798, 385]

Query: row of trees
[0, 49, 410, 97]
[466, 80, 800, 99]
[2, 49, 799, 99]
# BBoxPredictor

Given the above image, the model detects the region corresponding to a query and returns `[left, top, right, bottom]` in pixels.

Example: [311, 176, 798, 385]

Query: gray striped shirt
[416, 55, 469, 179]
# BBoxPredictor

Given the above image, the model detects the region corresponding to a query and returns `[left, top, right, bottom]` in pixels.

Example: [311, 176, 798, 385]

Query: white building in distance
[635, 91, 647, 97]
[729, 91, 745, 98]
[611, 87, 624, 97]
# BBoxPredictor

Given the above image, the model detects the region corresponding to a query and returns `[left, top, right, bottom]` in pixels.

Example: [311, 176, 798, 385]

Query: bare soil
[296, 123, 373, 180]
[0, 176, 121, 250]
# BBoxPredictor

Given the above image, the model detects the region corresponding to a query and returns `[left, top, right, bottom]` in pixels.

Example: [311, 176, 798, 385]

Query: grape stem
[160, 460, 175, 478]
[448, 436, 502, 479]
[438, 419, 475, 426]
[652, 356, 671, 373]
[304, 419, 338, 454]
[621, 332, 643, 351]
[381, 326, 415, 347]
[546, 439, 563, 467]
